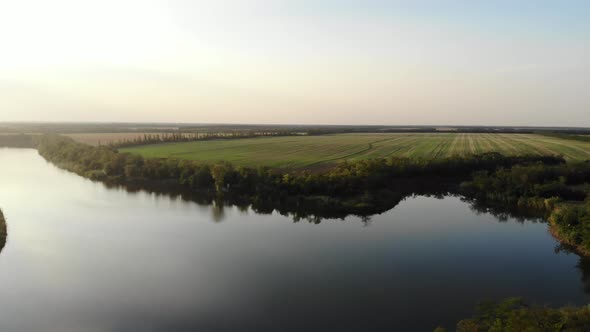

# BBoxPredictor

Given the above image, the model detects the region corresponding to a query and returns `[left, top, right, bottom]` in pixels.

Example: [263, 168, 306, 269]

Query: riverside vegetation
[3, 133, 590, 330]
[436, 297, 590, 332]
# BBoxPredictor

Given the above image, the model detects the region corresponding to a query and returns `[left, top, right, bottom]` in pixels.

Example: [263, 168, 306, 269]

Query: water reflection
[0, 210, 6, 254]
[554, 242, 590, 295]
[466, 198, 547, 223]
[102, 180, 458, 224]
[107, 178, 551, 227]
[49, 157, 590, 306]
[211, 201, 226, 223]
[578, 257, 590, 294]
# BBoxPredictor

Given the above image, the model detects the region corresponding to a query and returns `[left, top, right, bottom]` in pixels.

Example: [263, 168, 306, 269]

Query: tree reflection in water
[106, 178, 459, 224]
[553, 243, 590, 295]
[103, 179, 590, 300]
[0, 210, 6, 255]
[6, 176, 587, 302]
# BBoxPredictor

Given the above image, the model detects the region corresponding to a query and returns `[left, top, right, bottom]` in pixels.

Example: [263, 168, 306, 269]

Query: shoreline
[549, 219, 590, 257]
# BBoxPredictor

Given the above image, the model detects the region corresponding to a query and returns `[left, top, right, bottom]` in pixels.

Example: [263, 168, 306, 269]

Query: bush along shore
[435, 297, 590, 332]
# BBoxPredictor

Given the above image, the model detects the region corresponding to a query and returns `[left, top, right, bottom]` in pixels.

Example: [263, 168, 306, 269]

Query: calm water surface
[0, 148, 588, 332]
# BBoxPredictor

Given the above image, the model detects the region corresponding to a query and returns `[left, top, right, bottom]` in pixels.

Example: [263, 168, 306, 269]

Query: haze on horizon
[0, 0, 588, 127]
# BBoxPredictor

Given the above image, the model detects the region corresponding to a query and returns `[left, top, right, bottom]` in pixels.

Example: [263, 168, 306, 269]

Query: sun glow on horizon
[0, 0, 589, 126]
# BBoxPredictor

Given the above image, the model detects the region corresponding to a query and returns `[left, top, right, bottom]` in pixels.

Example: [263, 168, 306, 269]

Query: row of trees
[109, 130, 303, 148]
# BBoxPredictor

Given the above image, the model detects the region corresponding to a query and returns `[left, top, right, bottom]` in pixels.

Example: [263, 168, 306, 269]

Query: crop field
[120, 133, 590, 169]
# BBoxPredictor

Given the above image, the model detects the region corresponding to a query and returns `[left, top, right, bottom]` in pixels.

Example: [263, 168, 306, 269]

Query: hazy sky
[0, 0, 589, 126]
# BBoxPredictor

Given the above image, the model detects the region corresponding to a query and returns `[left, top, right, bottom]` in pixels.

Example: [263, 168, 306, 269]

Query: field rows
[120, 133, 590, 168]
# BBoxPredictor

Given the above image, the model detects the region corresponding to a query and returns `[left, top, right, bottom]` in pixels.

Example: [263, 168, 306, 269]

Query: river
[0, 148, 587, 331]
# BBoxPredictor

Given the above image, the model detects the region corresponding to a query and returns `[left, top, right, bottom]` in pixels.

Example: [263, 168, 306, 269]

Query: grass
[120, 133, 590, 169]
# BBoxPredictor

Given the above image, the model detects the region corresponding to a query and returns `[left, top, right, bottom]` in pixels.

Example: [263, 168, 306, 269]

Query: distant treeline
[0, 134, 36, 148]
[537, 131, 590, 143]
[109, 131, 303, 148]
[3, 122, 588, 136]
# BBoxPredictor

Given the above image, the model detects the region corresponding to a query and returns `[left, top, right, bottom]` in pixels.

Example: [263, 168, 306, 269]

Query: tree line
[108, 130, 303, 148]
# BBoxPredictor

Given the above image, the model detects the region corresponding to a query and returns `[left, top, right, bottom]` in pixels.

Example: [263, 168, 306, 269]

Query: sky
[0, 0, 589, 126]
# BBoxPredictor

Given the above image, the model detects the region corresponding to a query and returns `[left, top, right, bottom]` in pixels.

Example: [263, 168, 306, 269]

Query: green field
[120, 133, 590, 168]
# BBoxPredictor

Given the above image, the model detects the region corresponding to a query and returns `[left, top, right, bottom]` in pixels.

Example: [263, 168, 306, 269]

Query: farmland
[120, 133, 590, 168]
